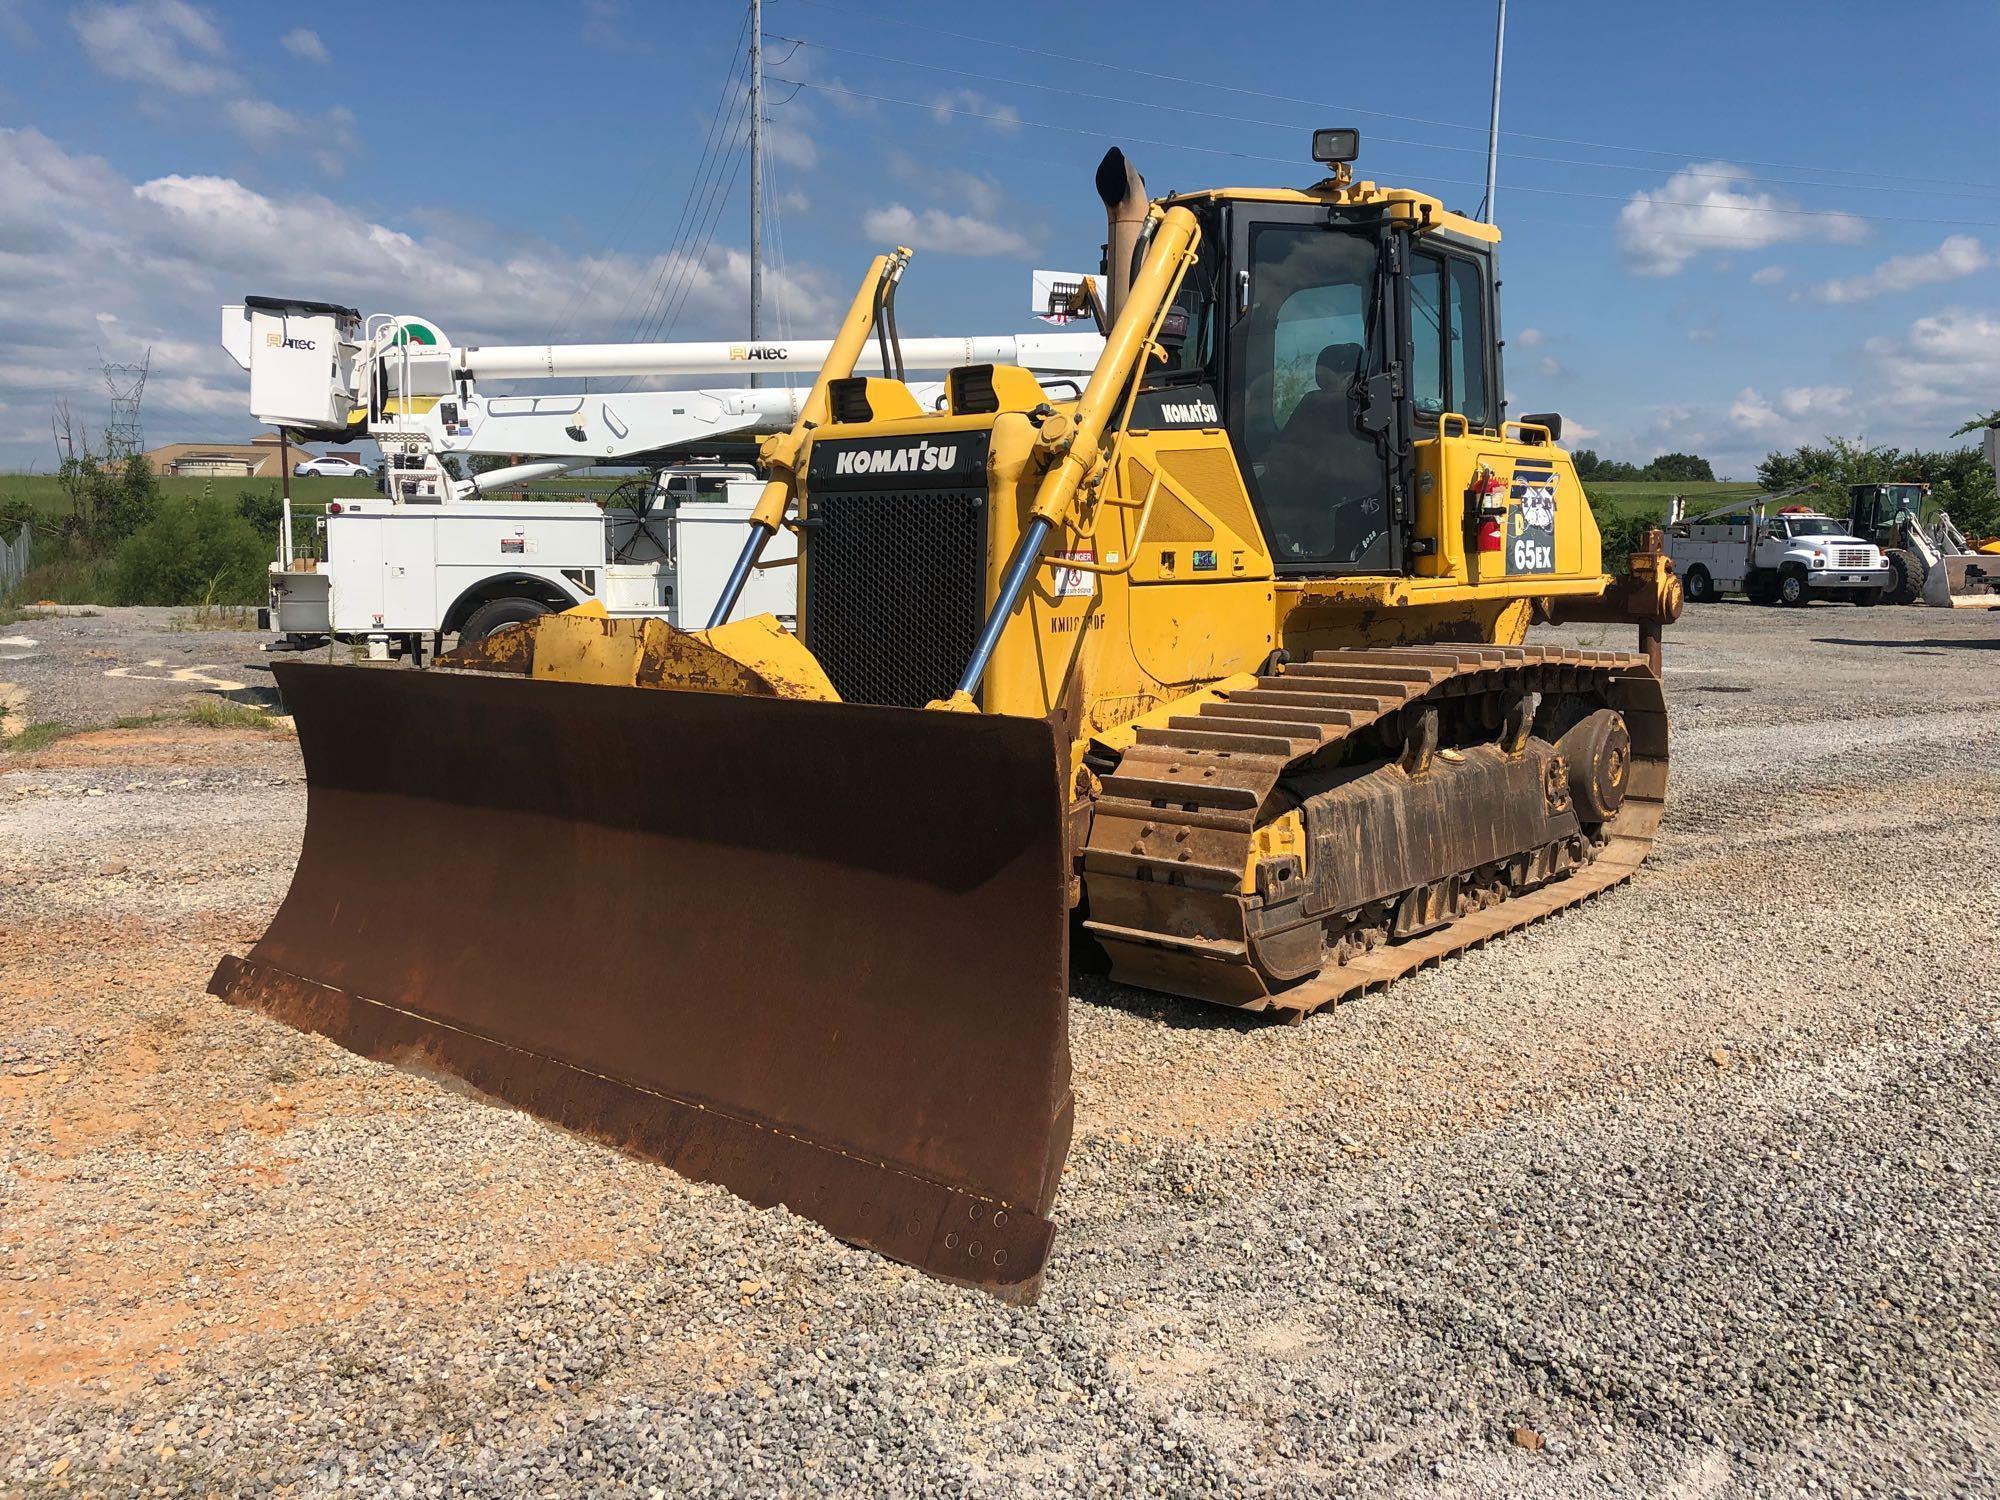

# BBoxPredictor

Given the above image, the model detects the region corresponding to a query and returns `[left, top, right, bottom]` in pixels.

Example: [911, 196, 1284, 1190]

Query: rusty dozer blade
[211, 661, 1074, 1298]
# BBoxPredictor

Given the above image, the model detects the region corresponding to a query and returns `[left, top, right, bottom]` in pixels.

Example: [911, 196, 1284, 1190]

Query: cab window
[1236, 222, 1391, 570]
[1448, 258, 1491, 429]
[1409, 254, 1445, 417]
[1409, 251, 1492, 427]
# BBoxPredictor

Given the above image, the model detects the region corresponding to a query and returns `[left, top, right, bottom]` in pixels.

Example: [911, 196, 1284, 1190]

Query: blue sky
[3, 0, 1997, 476]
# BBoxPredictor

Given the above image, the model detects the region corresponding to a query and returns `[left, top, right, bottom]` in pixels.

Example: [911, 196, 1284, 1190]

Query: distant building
[141, 432, 358, 478]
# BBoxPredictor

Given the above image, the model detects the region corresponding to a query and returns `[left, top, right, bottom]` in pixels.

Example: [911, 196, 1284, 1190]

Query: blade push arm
[947, 205, 1204, 702]
[707, 248, 912, 628]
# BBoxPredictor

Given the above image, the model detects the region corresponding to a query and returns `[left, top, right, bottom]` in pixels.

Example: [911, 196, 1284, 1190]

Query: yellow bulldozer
[211, 132, 1680, 1298]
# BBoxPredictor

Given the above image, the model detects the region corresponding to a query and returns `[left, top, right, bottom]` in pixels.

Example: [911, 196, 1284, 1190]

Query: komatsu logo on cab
[1160, 400, 1218, 424]
[832, 440, 960, 475]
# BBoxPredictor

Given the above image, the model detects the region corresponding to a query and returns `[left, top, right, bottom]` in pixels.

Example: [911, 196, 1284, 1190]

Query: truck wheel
[1683, 565, 1714, 603]
[458, 596, 550, 644]
[1778, 571, 1810, 607]
[1884, 548, 1925, 605]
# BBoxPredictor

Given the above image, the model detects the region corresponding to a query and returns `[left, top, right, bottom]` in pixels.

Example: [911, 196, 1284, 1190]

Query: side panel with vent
[1120, 431, 1271, 574]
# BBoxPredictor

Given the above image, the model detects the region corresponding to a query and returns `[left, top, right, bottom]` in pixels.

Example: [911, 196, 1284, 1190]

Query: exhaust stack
[1095, 148, 1148, 327]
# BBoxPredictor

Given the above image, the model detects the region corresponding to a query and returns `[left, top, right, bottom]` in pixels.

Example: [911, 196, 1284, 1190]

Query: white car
[294, 455, 370, 479]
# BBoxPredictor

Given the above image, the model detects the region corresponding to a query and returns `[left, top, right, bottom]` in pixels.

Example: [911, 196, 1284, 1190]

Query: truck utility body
[268, 466, 796, 655]
[1667, 501, 1889, 606]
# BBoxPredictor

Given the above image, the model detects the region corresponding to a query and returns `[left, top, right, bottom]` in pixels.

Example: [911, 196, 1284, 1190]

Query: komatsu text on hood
[809, 431, 992, 489]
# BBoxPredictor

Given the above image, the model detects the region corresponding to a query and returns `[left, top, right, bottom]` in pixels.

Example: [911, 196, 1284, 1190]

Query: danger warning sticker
[1051, 550, 1097, 598]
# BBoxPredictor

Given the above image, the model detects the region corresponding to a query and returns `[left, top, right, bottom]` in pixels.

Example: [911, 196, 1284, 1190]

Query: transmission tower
[101, 348, 152, 459]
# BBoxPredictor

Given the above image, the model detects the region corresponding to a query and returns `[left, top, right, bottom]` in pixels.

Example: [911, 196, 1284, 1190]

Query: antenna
[101, 347, 152, 459]
[748, 0, 765, 388]
[1482, 0, 1507, 223]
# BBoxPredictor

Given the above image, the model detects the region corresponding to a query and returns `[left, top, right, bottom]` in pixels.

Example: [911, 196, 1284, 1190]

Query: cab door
[1224, 205, 1402, 574]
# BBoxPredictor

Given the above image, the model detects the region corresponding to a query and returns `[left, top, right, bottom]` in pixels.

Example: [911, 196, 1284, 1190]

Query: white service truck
[1666, 499, 1891, 607]
[225, 291, 1106, 657]
[264, 464, 796, 657]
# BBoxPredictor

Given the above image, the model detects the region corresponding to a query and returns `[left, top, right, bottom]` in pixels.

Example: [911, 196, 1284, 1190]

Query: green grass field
[1, 473, 364, 520]
[1585, 480, 1760, 521]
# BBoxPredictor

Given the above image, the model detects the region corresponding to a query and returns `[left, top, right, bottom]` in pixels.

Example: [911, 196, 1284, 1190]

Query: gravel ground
[0, 606, 289, 736]
[2, 600, 1998, 1496]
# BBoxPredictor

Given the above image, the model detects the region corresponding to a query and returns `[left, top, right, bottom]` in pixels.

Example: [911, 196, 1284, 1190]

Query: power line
[771, 31, 2000, 204]
[782, 0, 2000, 195]
[624, 70, 749, 341]
[556, 7, 753, 343]
[772, 75, 2000, 232]
[643, 147, 749, 347]
[613, 13, 753, 344]
[627, 67, 753, 346]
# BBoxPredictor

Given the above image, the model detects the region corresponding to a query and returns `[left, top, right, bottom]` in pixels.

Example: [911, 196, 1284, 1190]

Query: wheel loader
[211, 132, 1680, 1299]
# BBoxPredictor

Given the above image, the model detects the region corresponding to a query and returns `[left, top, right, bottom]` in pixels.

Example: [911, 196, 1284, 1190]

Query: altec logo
[265, 332, 317, 351]
[729, 344, 790, 361]
[832, 440, 959, 475]
[1160, 401, 1218, 424]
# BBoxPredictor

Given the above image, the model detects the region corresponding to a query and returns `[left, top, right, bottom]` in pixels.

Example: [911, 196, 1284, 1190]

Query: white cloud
[1616, 162, 1866, 277]
[73, 0, 231, 95]
[72, 3, 352, 173]
[1864, 305, 2000, 419]
[0, 127, 833, 466]
[223, 97, 304, 138]
[861, 203, 1036, 258]
[0, 0, 36, 47]
[279, 27, 328, 63]
[217, 99, 359, 175]
[1513, 326, 1545, 348]
[1726, 384, 1850, 434]
[1537, 356, 1562, 378]
[1686, 328, 1718, 343]
[1750, 265, 1788, 286]
[886, 152, 1007, 219]
[1729, 388, 1781, 432]
[1777, 385, 1853, 420]
[1807, 235, 1990, 304]
[927, 88, 1022, 132]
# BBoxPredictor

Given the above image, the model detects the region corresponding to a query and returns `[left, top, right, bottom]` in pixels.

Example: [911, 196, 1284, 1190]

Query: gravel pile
[3, 601, 1997, 1495]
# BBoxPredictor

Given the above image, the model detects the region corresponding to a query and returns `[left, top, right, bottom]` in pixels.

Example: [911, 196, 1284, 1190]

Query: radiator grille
[802, 488, 987, 708]
[1837, 548, 1869, 568]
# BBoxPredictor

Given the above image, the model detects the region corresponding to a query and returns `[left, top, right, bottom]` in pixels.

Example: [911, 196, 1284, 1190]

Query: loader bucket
[211, 661, 1074, 1297]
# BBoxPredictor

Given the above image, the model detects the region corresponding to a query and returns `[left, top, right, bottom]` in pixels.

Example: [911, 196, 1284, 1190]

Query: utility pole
[101, 348, 151, 460]
[1483, 0, 1507, 224]
[748, 0, 764, 386]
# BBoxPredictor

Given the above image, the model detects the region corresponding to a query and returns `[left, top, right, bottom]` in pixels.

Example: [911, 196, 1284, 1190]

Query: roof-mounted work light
[1311, 128, 1360, 165]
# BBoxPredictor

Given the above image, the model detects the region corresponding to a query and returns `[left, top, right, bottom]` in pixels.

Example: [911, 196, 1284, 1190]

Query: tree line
[1756, 436, 1997, 538]
[1572, 450, 1716, 483]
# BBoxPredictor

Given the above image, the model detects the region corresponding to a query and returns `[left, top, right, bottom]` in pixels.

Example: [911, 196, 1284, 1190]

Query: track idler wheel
[1556, 708, 1631, 823]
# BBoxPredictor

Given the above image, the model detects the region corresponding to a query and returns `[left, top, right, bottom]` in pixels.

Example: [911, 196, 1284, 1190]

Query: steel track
[1082, 644, 1668, 1017]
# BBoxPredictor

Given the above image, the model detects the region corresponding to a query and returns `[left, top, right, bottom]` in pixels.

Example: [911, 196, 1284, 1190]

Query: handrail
[1048, 465, 1164, 578]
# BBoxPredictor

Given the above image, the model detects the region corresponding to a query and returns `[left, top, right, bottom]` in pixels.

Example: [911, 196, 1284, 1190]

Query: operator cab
[1133, 129, 1505, 577]
[1765, 509, 1858, 542]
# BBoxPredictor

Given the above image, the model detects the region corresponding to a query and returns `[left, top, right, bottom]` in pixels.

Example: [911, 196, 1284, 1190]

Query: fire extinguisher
[1466, 464, 1508, 560]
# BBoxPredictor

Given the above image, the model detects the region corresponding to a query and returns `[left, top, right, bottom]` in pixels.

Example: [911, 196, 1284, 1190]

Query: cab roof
[1170, 180, 1500, 245]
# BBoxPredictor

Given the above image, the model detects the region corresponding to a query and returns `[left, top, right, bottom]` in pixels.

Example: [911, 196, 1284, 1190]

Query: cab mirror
[1355, 372, 1395, 435]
